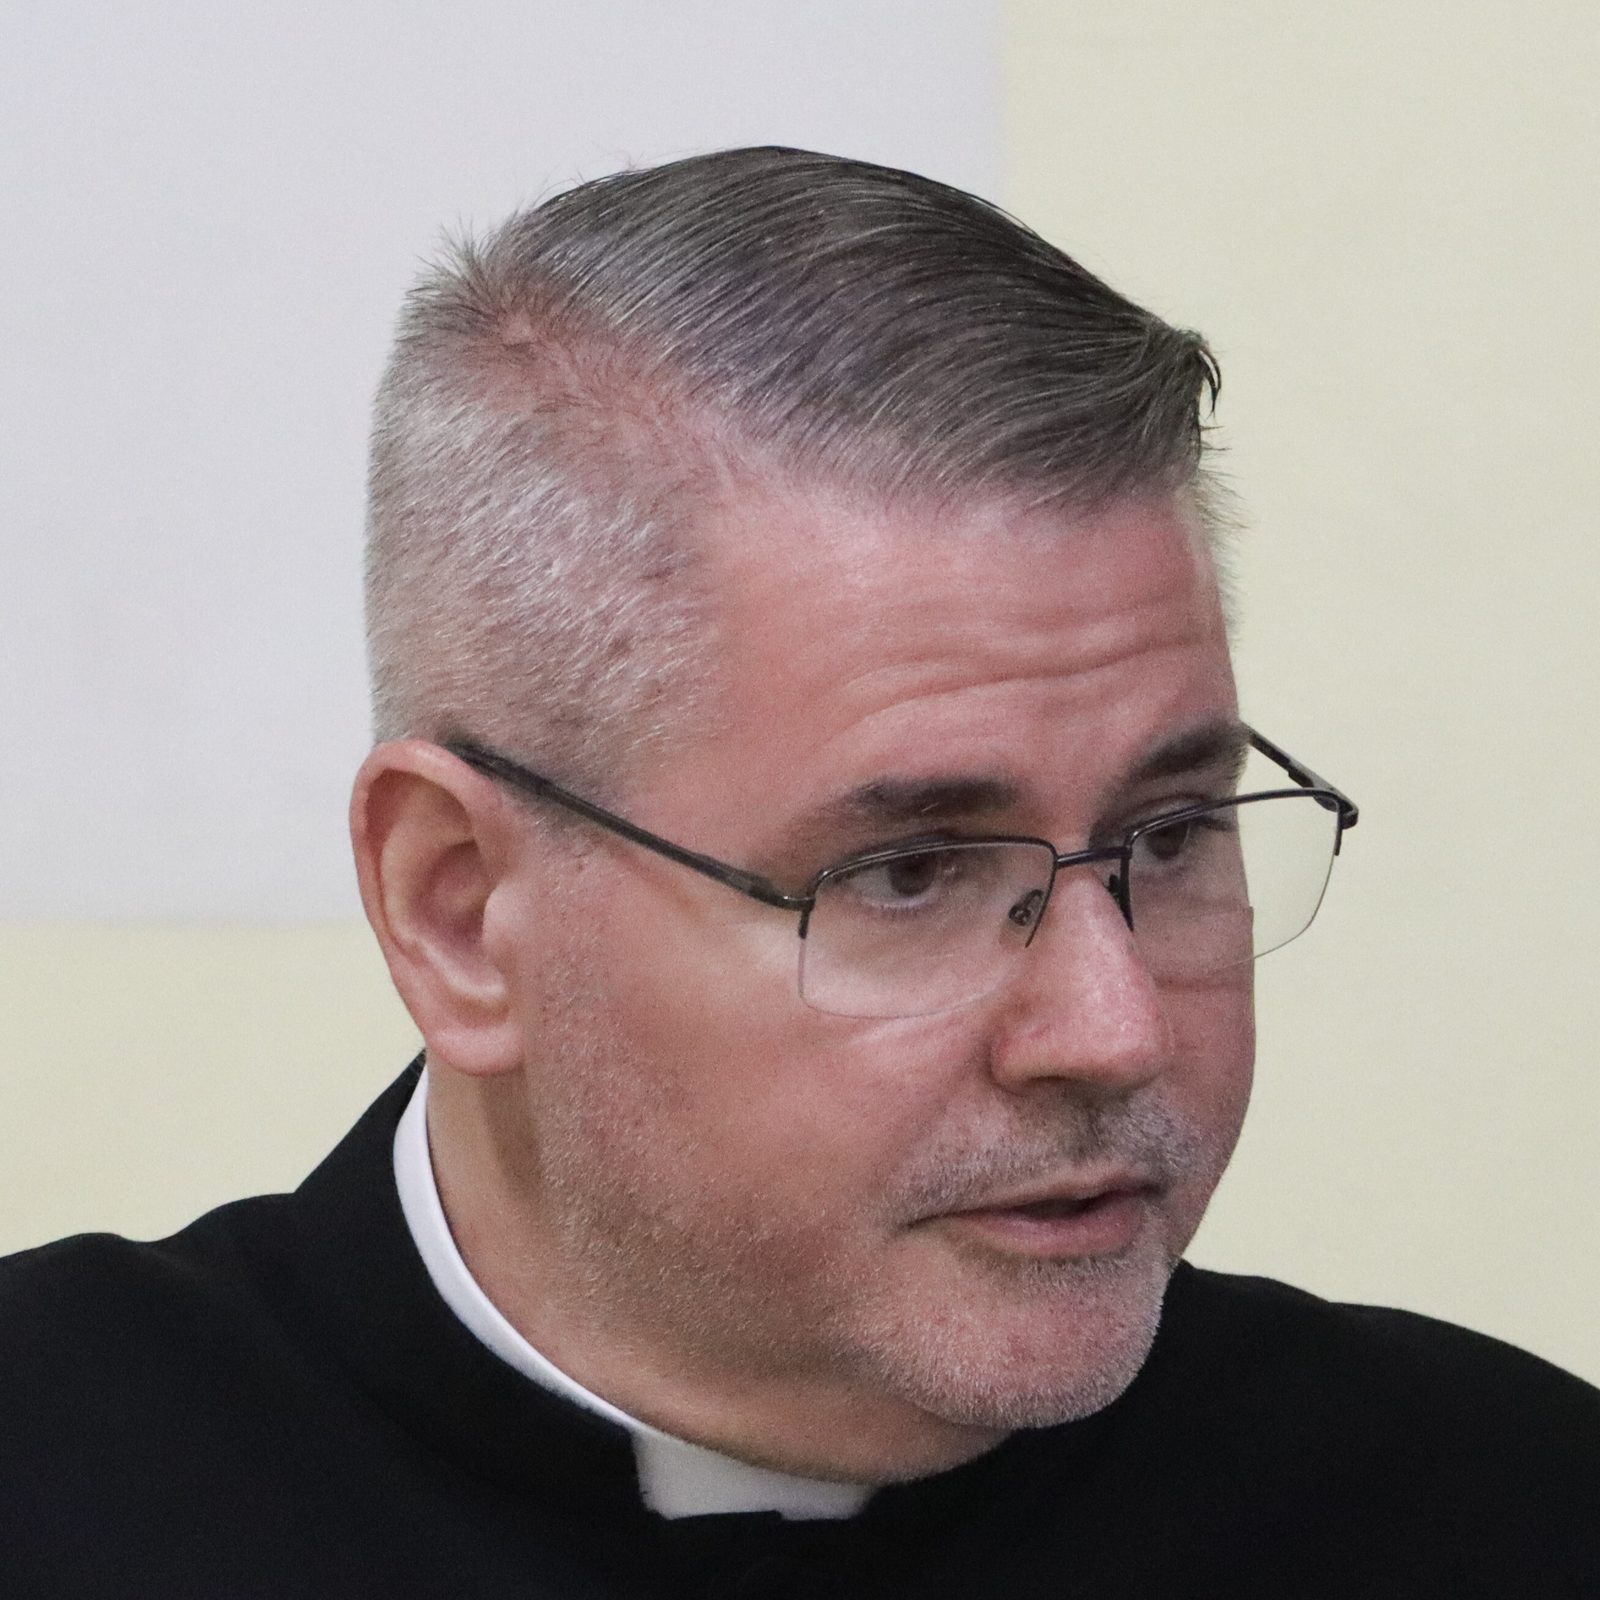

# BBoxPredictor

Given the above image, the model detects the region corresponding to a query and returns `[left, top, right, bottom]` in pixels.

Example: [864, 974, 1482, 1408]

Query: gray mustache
[888, 1098, 1209, 1217]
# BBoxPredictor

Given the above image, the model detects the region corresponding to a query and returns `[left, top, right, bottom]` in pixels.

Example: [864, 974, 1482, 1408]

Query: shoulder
[0, 1197, 307, 1439]
[1170, 1261, 1599, 1419]
[0, 1198, 360, 1567]
[1097, 1265, 1599, 1590]
[1, 1194, 286, 1321]
[0, 1066, 418, 1385]
[1156, 1263, 1600, 1505]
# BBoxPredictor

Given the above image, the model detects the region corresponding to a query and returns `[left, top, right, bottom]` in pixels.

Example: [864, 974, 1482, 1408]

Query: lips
[1003, 1188, 1144, 1219]
[933, 1171, 1161, 1259]
[957, 1169, 1160, 1217]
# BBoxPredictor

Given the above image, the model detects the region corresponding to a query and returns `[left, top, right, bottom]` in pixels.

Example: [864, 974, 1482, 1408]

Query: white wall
[1, 0, 999, 918]
[1, 1, 1003, 1253]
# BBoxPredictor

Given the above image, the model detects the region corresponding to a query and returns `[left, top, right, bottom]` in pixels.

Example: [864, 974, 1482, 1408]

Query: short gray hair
[365, 147, 1221, 791]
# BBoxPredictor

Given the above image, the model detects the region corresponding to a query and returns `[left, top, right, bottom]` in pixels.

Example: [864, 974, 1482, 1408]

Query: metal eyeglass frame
[443, 728, 1358, 944]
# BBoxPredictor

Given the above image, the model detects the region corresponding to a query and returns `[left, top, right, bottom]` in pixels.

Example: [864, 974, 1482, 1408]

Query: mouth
[1002, 1190, 1141, 1219]
[935, 1177, 1161, 1259]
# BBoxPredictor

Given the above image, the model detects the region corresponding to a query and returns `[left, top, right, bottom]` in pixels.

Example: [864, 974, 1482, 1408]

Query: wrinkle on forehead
[706, 486, 1219, 678]
[669, 484, 1234, 833]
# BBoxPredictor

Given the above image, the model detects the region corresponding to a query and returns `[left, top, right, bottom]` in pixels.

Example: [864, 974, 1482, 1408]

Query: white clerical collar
[393, 1067, 872, 1521]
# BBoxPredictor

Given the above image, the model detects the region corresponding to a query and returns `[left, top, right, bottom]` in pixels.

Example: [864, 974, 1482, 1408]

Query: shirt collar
[392, 1067, 872, 1521]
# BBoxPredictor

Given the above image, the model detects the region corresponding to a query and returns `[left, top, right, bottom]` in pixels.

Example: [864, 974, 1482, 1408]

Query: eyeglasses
[444, 729, 1358, 1020]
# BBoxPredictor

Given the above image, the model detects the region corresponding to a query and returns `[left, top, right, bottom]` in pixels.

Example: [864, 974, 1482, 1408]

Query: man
[3, 148, 1596, 1596]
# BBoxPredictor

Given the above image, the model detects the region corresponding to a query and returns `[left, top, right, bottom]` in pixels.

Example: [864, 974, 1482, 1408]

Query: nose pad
[1007, 888, 1046, 931]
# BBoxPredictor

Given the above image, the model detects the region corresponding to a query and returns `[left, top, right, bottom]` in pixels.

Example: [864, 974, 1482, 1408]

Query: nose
[985, 864, 1172, 1099]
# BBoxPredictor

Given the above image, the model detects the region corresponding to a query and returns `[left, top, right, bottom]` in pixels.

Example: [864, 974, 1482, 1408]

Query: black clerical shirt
[3, 1061, 1598, 1598]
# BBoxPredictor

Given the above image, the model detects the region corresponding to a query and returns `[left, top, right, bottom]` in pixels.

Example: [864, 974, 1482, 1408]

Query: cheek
[585, 901, 972, 1212]
[1161, 972, 1256, 1232]
[1166, 956, 1255, 1083]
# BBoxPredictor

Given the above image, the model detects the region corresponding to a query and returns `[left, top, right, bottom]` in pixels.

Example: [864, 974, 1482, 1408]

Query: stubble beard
[828, 1096, 1217, 1439]
[829, 1220, 1172, 1439]
[525, 942, 1236, 1456]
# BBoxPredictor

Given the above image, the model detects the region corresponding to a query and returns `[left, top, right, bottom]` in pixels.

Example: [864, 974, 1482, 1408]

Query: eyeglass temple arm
[443, 741, 811, 913]
[1247, 726, 1360, 834]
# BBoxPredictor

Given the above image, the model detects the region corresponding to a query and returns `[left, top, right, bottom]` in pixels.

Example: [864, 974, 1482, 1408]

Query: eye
[844, 847, 968, 910]
[1131, 807, 1237, 871]
[814, 841, 1057, 945]
[1140, 818, 1195, 863]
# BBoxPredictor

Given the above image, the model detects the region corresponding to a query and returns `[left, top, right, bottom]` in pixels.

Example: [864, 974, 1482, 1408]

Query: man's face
[496, 486, 1253, 1475]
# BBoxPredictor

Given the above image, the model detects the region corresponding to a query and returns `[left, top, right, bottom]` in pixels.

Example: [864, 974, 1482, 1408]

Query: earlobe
[351, 740, 525, 1077]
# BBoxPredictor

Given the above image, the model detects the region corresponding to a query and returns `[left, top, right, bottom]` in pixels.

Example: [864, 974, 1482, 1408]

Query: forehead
[673, 484, 1234, 829]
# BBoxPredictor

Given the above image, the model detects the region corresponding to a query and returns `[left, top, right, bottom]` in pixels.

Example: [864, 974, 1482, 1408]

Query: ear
[351, 739, 528, 1077]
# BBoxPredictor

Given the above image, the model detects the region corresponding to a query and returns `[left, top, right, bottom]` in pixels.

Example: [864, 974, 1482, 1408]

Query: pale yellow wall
[0, 927, 418, 1254]
[1005, 1, 1599, 1382]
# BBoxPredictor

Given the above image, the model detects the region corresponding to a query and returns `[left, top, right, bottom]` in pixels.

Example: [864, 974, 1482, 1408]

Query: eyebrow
[791, 717, 1252, 857]
[820, 774, 1024, 835]
[1122, 717, 1251, 788]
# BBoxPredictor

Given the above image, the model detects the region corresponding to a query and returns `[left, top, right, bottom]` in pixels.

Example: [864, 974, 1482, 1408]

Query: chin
[860, 1239, 1173, 1440]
